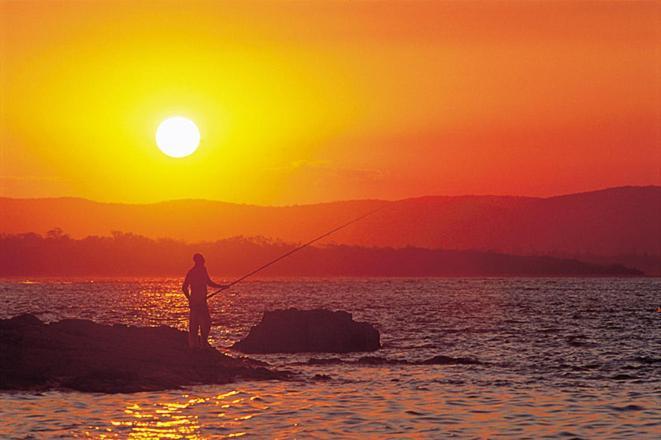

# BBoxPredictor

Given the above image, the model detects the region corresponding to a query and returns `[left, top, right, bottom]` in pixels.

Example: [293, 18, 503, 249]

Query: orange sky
[1, 1, 659, 205]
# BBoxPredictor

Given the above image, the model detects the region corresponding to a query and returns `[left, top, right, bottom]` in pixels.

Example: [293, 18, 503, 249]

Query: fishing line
[206, 204, 387, 301]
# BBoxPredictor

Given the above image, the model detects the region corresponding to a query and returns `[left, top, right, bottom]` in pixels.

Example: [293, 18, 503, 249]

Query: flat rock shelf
[0, 314, 287, 393]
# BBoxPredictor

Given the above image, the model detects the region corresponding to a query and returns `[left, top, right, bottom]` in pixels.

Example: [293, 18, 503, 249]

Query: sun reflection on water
[110, 398, 204, 439]
[100, 392, 261, 439]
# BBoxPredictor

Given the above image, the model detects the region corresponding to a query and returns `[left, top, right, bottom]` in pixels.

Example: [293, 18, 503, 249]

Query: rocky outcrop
[0, 314, 287, 393]
[233, 309, 381, 353]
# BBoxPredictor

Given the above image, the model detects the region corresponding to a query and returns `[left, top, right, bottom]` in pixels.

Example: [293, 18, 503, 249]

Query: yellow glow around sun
[155, 116, 200, 158]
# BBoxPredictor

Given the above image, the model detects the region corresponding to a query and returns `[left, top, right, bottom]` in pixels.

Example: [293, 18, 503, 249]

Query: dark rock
[611, 374, 636, 380]
[304, 356, 399, 366]
[0, 314, 288, 393]
[632, 356, 660, 365]
[420, 355, 482, 365]
[5, 313, 43, 327]
[304, 354, 483, 366]
[233, 309, 381, 353]
[312, 374, 332, 381]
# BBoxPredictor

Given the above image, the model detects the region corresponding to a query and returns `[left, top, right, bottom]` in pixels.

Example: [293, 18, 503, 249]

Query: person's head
[193, 253, 205, 266]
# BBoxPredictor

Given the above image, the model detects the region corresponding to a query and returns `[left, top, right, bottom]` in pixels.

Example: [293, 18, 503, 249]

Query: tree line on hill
[0, 230, 643, 277]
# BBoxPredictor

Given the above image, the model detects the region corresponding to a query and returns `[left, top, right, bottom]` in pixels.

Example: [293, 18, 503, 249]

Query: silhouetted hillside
[0, 186, 659, 260]
[0, 231, 643, 277]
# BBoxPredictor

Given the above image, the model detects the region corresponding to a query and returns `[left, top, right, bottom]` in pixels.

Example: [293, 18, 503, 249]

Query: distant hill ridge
[1, 186, 659, 258]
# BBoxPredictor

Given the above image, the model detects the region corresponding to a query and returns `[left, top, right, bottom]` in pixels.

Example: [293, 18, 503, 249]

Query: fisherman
[182, 253, 227, 349]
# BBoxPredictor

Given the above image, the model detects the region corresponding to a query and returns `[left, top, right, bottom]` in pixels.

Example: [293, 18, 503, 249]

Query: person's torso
[187, 266, 208, 305]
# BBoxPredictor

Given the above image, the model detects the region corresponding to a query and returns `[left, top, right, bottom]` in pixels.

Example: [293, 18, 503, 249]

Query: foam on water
[1, 278, 659, 438]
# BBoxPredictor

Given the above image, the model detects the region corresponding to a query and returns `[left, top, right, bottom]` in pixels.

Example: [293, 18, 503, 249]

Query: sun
[155, 116, 200, 158]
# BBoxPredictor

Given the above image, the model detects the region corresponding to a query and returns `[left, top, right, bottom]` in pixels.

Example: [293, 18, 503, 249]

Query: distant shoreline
[0, 231, 645, 278]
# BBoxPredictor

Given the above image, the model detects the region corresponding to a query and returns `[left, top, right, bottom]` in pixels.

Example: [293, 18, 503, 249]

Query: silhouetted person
[182, 253, 227, 349]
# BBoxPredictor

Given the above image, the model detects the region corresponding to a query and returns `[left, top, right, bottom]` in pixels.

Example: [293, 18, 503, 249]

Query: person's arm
[182, 272, 191, 300]
[205, 268, 227, 289]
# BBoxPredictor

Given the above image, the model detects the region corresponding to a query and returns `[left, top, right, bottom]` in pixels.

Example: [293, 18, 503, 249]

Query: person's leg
[200, 305, 211, 347]
[188, 308, 200, 348]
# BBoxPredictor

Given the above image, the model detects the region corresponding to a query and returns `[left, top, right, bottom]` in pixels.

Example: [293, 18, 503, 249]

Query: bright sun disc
[156, 116, 200, 158]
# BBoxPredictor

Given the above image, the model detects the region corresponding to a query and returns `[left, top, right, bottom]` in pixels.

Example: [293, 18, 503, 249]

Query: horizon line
[0, 184, 659, 209]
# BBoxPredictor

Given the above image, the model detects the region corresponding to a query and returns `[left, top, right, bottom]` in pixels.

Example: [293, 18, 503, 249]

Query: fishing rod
[206, 204, 387, 301]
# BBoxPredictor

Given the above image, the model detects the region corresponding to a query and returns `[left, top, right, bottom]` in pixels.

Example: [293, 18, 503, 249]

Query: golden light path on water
[81, 389, 289, 439]
[9, 382, 657, 439]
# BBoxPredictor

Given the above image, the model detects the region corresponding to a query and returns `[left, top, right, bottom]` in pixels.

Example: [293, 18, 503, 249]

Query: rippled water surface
[1, 278, 659, 438]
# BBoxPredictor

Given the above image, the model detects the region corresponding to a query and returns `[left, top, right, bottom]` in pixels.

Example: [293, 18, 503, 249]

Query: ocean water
[0, 278, 659, 439]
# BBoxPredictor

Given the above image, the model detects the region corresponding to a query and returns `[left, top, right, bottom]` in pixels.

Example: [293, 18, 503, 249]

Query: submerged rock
[420, 355, 482, 365]
[0, 314, 287, 393]
[304, 355, 483, 366]
[233, 309, 381, 354]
